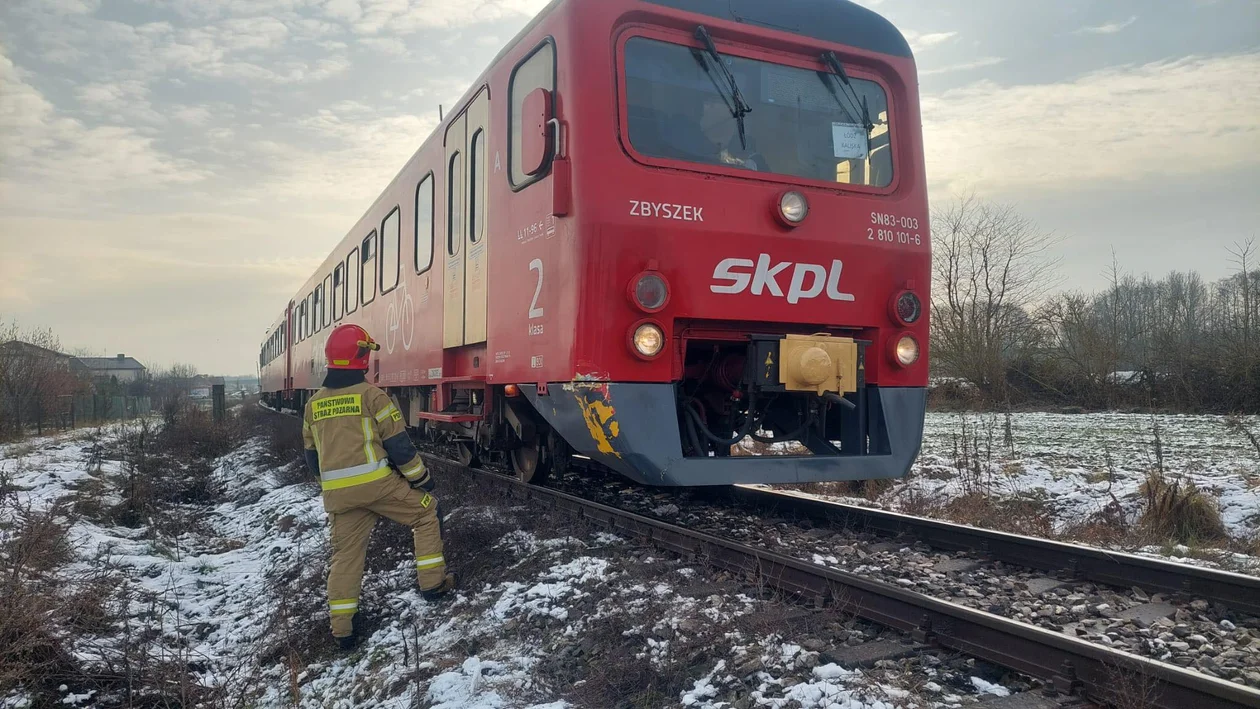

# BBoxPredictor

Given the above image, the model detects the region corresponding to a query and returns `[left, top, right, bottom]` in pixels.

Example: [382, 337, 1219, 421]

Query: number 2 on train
[528, 259, 544, 319]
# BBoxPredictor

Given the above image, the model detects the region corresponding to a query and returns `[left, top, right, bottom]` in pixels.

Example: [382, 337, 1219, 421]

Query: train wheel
[456, 441, 480, 468]
[510, 437, 551, 485]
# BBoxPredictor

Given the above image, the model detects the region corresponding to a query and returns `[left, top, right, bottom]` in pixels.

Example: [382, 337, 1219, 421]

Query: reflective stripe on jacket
[301, 382, 429, 492]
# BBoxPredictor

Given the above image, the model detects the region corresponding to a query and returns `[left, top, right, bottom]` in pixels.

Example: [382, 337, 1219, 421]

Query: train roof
[645, 0, 912, 58]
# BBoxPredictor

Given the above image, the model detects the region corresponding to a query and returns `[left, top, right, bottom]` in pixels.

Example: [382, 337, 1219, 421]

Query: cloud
[244, 104, 440, 208]
[76, 79, 167, 124]
[1074, 16, 1138, 35]
[35, 0, 100, 15]
[170, 104, 215, 125]
[0, 213, 325, 373]
[0, 49, 208, 214]
[920, 56, 1006, 76]
[902, 30, 957, 53]
[325, 0, 552, 35]
[18, 5, 349, 86]
[922, 52, 1260, 195]
[359, 36, 408, 56]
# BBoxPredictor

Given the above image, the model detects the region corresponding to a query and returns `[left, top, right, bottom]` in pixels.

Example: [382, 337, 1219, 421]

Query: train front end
[530, 0, 929, 486]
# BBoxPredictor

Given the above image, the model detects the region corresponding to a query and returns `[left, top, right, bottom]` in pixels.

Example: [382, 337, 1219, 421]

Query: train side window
[361, 232, 377, 306]
[415, 174, 434, 273]
[470, 129, 486, 243]
[322, 275, 332, 328]
[509, 39, 556, 189]
[313, 286, 323, 333]
[381, 207, 401, 294]
[447, 152, 462, 256]
[332, 265, 344, 321]
[346, 248, 359, 314]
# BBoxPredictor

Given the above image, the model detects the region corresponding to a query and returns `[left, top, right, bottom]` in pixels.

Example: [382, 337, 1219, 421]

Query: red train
[260, 0, 930, 487]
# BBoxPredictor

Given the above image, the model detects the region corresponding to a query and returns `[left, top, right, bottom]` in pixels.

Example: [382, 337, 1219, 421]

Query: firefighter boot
[421, 573, 456, 601]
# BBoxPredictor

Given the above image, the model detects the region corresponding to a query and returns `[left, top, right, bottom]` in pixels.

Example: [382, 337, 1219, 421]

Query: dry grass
[541, 563, 741, 709]
[793, 478, 895, 501]
[244, 404, 310, 487]
[0, 408, 276, 706]
[1223, 415, 1260, 459]
[0, 492, 77, 697]
[1137, 470, 1227, 545]
[944, 492, 1055, 538]
[1059, 508, 1132, 547]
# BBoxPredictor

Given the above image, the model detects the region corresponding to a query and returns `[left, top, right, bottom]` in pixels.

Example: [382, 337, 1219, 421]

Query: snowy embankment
[905, 412, 1260, 537]
[1, 421, 1031, 708]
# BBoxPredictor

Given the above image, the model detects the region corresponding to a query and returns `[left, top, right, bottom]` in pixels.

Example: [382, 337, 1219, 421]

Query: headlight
[778, 191, 809, 225]
[632, 272, 669, 312]
[894, 334, 920, 367]
[631, 322, 665, 358]
[894, 292, 922, 325]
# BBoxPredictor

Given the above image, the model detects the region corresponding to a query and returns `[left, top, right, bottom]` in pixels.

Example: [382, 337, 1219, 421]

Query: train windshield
[624, 36, 892, 188]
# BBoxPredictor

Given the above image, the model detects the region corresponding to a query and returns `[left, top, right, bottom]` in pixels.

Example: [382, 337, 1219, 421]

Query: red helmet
[325, 324, 379, 370]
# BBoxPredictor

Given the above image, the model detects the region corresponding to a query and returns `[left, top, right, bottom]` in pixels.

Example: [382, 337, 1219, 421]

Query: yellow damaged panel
[779, 334, 858, 395]
[577, 395, 622, 458]
[311, 394, 364, 421]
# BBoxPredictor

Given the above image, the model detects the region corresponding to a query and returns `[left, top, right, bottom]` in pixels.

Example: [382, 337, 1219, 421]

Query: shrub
[1137, 471, 1226, 545]
[0, 493, 77, 698]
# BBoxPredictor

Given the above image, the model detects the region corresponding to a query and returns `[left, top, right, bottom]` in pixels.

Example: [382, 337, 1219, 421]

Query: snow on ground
[2, 424, 1032, 708]
[903, 412, 1260, 537]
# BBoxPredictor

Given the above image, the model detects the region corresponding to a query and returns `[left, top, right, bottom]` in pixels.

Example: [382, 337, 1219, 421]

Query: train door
[284, 300, 294, 391]
[442, 87, 491, 348]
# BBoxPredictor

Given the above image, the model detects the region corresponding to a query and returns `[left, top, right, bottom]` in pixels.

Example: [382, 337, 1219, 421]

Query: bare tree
[930, 195, 1062, 399]
[1227, 238, 1256, 351]
[0, 322, 86, 437]
[151, 363, 200, 422]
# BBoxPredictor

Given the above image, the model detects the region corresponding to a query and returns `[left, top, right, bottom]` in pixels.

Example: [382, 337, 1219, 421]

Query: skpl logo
[711, 254, 855, 304]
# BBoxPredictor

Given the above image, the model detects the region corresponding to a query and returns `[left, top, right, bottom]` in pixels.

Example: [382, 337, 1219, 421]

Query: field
[808, 412, 1260, 570]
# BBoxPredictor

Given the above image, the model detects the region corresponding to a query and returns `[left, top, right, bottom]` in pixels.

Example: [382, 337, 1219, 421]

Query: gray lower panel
[522, 383, 925, 487]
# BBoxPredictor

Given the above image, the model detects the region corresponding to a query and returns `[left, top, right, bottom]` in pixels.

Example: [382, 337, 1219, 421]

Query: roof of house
[1, 340, 70, 357]
[78, 356, 147, 371]
[0, 341, 88, 370]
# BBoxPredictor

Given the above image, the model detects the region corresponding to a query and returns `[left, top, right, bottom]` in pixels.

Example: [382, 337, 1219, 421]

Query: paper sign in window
[832, 123, 869, 160]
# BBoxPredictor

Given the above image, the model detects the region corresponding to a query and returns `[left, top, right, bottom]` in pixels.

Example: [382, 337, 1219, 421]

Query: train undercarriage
[263, 335, 924, 488]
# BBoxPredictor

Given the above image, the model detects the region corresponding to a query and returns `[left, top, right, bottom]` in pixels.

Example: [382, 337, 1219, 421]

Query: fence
[62, 395, 152, 427]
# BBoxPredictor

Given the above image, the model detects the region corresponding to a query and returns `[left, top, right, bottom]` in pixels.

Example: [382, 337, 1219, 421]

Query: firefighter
[302, 323, 455, 650]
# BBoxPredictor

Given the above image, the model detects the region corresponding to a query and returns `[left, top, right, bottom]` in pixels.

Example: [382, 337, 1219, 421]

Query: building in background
[77, 354, 149, 384]
[189, 375, 226, 399]
[0, 341, 90, 376]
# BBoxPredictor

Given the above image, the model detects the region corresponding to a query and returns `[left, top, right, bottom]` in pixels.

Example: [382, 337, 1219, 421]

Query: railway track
[413, 453, 1260, 709]
[723, 485, 1260, 617]
[259, 404, 1260, 706]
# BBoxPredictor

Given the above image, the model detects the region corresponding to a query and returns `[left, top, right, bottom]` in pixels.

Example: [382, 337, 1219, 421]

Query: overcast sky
[1, 0, 1257, 374]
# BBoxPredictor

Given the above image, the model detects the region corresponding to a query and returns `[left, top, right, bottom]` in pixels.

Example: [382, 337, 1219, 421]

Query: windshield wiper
[820, 50, 873, 133]
[694, 25, 752, 149]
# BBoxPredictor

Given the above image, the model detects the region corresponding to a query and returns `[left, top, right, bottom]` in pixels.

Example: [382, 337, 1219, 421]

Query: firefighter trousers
[323, 473, 445, 638]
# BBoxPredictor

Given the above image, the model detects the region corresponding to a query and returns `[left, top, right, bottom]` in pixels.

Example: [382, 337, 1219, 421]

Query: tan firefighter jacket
[301, 382, 430, 491]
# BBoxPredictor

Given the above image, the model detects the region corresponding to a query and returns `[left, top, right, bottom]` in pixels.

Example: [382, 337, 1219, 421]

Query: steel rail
[727, 485, 1260, 616]
[417, 455, 1260, 709]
